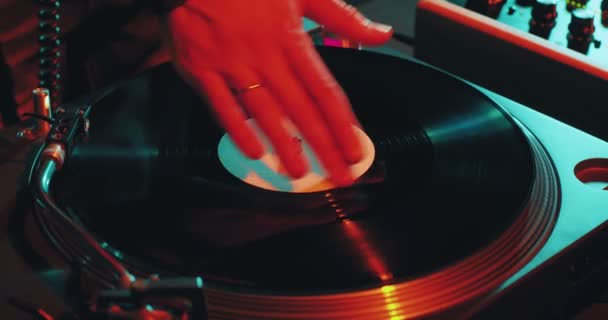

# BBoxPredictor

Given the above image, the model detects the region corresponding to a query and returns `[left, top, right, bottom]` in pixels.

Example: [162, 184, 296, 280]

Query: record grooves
[31, 47, 560, 319]
[200, 128, 558, 320]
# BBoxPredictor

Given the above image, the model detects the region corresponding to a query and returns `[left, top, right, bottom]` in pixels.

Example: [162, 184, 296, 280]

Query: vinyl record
[46, 47, 558, 318]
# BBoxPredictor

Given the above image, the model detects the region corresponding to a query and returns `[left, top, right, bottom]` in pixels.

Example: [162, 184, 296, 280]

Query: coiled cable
[38, 0, 62, 108]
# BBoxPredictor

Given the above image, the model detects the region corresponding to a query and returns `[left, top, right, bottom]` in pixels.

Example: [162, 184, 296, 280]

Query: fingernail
[371, 23, 393, 33]
[242, 140, 265, 159]
[345, 126, 363, 164]
[290, 137, 309, 178]
[290, 151, 310, 179]
[290, 161, 309, 179]
[337, 176, 355, 188]
[277, 156, 308, 179]
[249, 144, 265, 159]
[333, 170, 355, 188]
[346, 149, 363, 165]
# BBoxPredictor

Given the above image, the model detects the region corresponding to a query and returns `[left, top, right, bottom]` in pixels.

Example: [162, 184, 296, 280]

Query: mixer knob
[567, 9, 596, 53]
[465, 0, 506, 18]
[532, 0, 558, 22]
[529, 0, 558, 38]
[569, 9, 596, 37]
[602, 0, 608, 26]
[566, 0, 589, 11]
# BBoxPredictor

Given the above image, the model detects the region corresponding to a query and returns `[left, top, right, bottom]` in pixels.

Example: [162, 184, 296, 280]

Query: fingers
[187, 70, 265, 159]
[284, 36, 363, 165]
[303, 0, 394, 46]
[255, 50, 355, 186]
[225, 67, 309, 179]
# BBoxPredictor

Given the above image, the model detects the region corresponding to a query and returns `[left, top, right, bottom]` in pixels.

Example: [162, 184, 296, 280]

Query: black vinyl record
[51, 47, 535, 294]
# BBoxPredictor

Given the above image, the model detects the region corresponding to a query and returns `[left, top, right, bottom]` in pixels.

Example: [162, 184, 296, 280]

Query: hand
[163, 0, 393, 186]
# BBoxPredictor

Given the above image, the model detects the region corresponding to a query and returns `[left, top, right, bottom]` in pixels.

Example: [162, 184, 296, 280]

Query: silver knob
[17, 88, 53, 140]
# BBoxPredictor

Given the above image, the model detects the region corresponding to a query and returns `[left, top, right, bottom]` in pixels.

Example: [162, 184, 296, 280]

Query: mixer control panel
[415, 0, 608, 141]
[471, 0, 608, 62]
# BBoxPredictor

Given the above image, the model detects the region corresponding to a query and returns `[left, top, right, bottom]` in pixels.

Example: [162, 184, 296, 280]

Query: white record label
[218, 119, 375, 193]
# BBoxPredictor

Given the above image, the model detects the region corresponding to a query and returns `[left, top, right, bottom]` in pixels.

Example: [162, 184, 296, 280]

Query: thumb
[303, 0, 393, 46]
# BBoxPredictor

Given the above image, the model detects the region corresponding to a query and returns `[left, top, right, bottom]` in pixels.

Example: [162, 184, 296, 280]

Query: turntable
[1, 46, 607, 320]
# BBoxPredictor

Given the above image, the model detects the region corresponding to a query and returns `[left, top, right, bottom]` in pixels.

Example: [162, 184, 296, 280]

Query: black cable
[38, 0, 62, 108]
[393, 32, 416, 46]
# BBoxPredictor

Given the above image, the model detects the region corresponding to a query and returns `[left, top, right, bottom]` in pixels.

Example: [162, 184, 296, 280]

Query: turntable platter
[44, 47, 558, 318]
